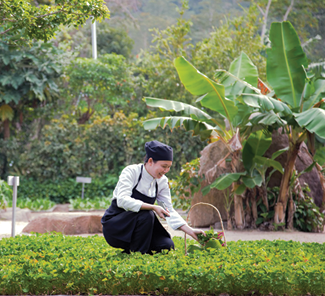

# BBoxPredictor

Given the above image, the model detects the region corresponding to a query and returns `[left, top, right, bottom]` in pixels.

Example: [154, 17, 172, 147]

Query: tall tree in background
[0, 0, 110, 44]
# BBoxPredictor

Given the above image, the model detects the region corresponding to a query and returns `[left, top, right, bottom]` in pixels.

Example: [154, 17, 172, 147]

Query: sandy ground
[1, 209, 325, 243]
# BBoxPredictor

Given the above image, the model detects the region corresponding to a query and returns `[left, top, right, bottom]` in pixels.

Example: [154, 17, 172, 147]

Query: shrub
[0, 180, 11, 210]
[4, 112, 206, 182]
[170, 157, 203, 211]
[15, 176, 117, 204]
[294, 186, 324, 232]
[1, 234, 325, 295]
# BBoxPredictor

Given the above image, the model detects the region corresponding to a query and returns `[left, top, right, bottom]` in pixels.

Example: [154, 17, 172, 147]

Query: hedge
[1, 233, 324, 295]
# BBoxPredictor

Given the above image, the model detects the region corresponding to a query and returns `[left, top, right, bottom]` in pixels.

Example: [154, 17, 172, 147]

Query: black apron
[101, 165, 171, 245]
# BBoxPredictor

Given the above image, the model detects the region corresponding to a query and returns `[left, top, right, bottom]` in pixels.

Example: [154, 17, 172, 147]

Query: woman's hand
[179, 224, 206, 242]
[140, 203, 170, 220]
[153, 205, 170, 220]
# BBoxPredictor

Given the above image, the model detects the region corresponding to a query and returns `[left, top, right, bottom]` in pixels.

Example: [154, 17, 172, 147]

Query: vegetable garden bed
[0, 233, 324, 295]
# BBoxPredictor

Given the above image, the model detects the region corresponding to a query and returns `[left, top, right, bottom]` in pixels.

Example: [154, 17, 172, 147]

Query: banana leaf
[228, 51, 258, 87]
[254, 156, 284, 174]
[210, 172, 246, 190]
[250, 112, 287, 127]
[267, 21, 308, 108]
[215, 51, 258, 100]
[144, 97, 212, 121]
[303, 78, 325, 111]
[143, 116, 220, 141]
[174, 56, 238, 124]
[242, 130, 272, 172]
[242, 173, 263, 188]
[294, 108, 325, 139]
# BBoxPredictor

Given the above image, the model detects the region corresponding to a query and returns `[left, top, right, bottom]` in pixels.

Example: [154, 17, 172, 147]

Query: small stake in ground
[7, 176, 19, 238]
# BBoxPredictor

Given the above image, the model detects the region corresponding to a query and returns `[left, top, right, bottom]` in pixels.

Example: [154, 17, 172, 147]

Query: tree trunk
[251, 188, 258, 229]
[287, 197, 295, 230]
[231, 149, 245, 229]
[234, 192, 244, 229]
[245, 194, 252, 227]
[274, 141, 301, 225]
[259, 183, 269, 212]
[3, 119, 10, 139]
[226, 211, 232, 231]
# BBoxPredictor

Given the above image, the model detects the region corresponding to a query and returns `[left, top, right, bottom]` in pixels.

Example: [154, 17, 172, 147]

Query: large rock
[0, 207, 32, 222]
[22, 213, 102, 235]
[189, 140, 238, 227]
[264, 131, 323, 207]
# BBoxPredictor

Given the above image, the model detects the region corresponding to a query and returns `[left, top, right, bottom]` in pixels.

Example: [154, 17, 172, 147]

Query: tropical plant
[265, 21, 325, 225]
[143, 51, 290, 229]
[144, 21, 325, 229]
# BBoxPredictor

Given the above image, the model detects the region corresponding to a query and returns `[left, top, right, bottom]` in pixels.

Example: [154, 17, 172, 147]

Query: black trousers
[103, 210, 174, 254]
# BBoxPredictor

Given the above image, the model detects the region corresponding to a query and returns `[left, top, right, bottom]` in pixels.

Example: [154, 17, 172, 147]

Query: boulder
[22, 214, 102, 235]
[189, 140, 238, 227]
[0, 207, 32, 222]
[264, 130, 323, 207]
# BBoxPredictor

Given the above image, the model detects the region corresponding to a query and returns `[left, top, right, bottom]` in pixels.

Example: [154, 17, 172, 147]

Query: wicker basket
[184, 202, 227, 255]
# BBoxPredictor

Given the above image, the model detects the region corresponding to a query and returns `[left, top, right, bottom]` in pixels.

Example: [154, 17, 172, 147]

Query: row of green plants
[69, 196, 112, 211]
[1, 233, 325, 295]
[8, 175, 117, 204]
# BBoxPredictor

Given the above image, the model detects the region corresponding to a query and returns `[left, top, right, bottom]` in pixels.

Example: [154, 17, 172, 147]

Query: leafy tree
[62, 53, 135, 123]
[0, 0, 110, 44]
[0, 41, 70, 139]
[97, 22, 134, 58]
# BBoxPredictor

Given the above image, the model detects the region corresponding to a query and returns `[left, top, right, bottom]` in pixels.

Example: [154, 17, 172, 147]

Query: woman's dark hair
[143, 155, 158, 164]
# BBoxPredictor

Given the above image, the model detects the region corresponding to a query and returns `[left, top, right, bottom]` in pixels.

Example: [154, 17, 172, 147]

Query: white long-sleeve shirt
[112, 163, 187, 230]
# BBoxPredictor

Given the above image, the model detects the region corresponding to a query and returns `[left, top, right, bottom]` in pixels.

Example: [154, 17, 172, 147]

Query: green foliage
[4, 112, 205, 182]
[294, 186, 324, 232]
[63, 54, 135, 119]
[193, 4, 266, 80]
[170, 158, 202, 211]
[0, 0, 110, 44]
[69, 196, 112, 211]
[97, 23, 134, 58]
[8, 198, 56, 211]
[0, 41, 67, 105]
[1, 234, 325, 295]
[14, 176, 117, 204]
[0, 180, 11, 210]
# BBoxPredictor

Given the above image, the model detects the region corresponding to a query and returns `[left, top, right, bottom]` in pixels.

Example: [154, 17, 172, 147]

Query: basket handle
[184, 202, 227, 255]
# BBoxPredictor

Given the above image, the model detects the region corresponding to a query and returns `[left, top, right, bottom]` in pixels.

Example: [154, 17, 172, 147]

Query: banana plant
[265, 21, 325, 225]
[203, 130, 284, 228]
[143, 52, 290, 229]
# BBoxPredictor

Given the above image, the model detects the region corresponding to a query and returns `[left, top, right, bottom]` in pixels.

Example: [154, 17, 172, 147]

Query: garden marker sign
[76, 177, 92, 199]
[7, 176, 19, 238]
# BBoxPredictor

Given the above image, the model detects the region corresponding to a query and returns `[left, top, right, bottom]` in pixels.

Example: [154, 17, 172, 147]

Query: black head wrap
[145, 140, 173, 161]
